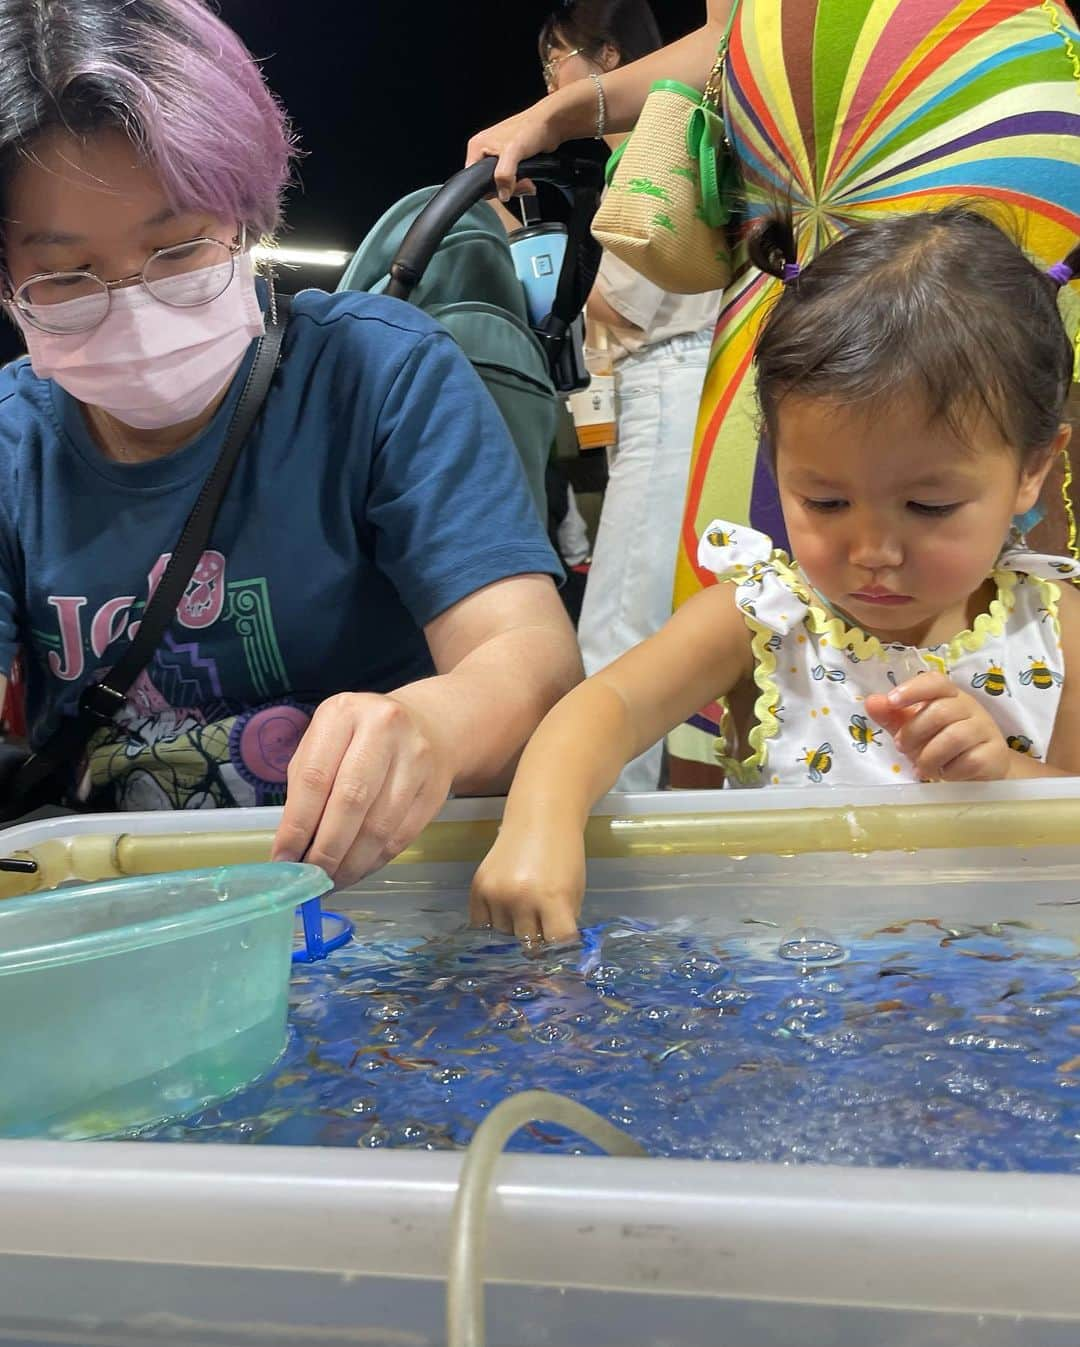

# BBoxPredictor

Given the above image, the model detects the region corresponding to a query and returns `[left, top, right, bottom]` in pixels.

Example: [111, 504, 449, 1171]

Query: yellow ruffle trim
[714, 609, 786, 785]
[801, 567, 1018, 664]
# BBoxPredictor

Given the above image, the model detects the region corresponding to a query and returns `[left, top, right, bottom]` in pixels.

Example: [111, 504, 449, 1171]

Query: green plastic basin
[0, 862, 331, 1139]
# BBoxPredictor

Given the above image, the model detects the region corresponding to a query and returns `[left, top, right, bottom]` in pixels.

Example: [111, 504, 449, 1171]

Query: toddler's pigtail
[1047, 240, 1080, 289]
[748, 214, 798, 283]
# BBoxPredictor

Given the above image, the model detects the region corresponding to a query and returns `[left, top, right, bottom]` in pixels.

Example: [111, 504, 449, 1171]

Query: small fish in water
[347, 1045, 388, 1070]
[412, 1025, 437, 1050]
[647, 1040, 692, 1064]
[377, 1048, 438, 1071]
[844, 999, 908, 1021]
[869, 917, 965, 939]
[1038, 986, 1080, 1004]
[952, 948, 1020, 963]
[526, 1122, 565, 1146]
[1058, 1054, 1080, 1075]
[877, 965, 921, 979]
[742, 917, 781, 929]
[999, 980, 1025, 1001]
[273, 1071, 310, 1089]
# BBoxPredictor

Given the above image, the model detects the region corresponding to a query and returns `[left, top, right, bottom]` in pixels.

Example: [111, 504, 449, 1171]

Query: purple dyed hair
[0, 0, 296, 243]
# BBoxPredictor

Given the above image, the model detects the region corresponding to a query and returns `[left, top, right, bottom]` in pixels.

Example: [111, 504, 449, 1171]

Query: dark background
[0, 0, 701, 363]
[217, 0, 702, 260]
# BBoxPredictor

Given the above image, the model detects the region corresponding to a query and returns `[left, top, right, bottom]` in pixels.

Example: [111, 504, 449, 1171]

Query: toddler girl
[471, 207, 1080, 942]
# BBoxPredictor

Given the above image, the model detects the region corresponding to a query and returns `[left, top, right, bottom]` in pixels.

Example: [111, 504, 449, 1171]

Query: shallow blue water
[142, 912, 1080, 1170]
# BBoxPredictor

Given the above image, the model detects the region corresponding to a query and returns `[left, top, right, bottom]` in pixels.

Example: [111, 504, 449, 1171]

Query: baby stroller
[336, 145, 607, 521]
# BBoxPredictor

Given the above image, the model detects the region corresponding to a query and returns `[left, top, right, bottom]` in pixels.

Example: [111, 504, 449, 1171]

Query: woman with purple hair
[0, 0, 581, 884]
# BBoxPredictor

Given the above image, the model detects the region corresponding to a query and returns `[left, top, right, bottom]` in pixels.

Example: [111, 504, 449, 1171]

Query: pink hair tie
[1047, 261, 1075, 288]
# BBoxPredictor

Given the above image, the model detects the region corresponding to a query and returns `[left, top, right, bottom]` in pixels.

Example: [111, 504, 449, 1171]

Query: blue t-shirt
[0, 288, 560, 810]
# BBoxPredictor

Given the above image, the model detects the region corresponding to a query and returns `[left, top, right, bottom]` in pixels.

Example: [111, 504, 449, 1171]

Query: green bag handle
[688, 103, 728, 228]
[603, 0, 742, 223]
[604, 135, 628, 185]
[689, 0, 742, 228]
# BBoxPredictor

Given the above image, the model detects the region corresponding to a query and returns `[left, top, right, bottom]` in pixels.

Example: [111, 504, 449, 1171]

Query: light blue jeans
[577, 326, 713, 792]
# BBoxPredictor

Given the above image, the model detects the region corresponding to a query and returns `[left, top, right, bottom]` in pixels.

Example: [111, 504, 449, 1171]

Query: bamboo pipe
[2, 794, 1079, 899]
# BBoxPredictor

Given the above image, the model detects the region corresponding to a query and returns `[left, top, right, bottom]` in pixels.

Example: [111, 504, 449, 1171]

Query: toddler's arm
[469, 583, 753, 942]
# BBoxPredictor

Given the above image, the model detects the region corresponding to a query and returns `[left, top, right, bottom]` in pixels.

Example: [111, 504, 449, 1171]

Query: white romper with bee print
[698, 520, 1080, 788]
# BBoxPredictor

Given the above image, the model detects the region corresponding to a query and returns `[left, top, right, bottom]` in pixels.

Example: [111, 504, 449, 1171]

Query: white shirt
[697, 521, 1080, 788]
[590, 251, 722, 362]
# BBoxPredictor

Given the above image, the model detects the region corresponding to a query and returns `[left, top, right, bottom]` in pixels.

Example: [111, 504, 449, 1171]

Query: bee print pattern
[803, 742, 833, 783]
[972, 664, 1009, 697]
[706, 527, 737, 548]
[1019, 659, 1063, 690]
[847, 714, 881, 754]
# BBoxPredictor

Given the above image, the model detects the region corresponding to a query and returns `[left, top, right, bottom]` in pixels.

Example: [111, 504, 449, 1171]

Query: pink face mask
[13, 251, 265, 430]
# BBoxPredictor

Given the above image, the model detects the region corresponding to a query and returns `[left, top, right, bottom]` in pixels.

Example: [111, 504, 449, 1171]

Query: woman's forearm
[389, 623, 583, 797]
[546, 16, 729, 142]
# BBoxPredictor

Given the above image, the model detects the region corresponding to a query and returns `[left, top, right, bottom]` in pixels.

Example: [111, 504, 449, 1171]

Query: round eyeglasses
[542, 46, 584, 91]
[5, 233, 245, 335]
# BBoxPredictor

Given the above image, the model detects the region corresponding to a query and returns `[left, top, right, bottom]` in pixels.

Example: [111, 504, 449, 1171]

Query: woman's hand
[865, 674, 1013, 781]
[469, 820, 586, 945]
[465, 102, 560, 202]
[272, 692, 454, 887]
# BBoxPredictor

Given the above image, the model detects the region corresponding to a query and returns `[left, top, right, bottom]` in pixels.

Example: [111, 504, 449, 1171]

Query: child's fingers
[864, 692, 910, 733]
[935, 743, 999, 782]
[538, 897, 580, 946]
[488, 899, 517, 935]
[894, 697, 968, 759]
[510, 899, 577, 950]
[467, 886, 493, 929]
[910, 720, 983, 779]
[884, 672, 955, 709]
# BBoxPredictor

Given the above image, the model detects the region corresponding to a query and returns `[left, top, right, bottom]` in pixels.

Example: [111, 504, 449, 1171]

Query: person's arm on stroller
[465, 0, 734, 202]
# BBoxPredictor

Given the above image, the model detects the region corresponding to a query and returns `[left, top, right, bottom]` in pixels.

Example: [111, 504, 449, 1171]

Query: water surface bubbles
[778, 927, 847, 967]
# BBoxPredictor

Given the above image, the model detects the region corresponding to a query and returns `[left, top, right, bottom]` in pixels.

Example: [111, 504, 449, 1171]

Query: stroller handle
[385, 145, 606, 302]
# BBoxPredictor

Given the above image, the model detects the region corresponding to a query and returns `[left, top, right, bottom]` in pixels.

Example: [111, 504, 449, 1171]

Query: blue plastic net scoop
[293, 897, 354, 964]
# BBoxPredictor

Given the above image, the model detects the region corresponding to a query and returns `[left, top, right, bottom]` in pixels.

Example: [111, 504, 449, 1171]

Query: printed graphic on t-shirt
[34, 550, 303, 810]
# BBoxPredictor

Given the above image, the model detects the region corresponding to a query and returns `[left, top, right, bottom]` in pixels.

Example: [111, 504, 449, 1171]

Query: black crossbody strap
[8, 293, 291, 810]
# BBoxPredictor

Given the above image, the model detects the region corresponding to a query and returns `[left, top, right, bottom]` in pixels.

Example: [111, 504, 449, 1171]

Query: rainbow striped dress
[669, 0, 1080, 775]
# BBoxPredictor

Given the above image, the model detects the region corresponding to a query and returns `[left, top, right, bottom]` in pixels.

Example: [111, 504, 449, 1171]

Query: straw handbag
[592, 3, 741, 295]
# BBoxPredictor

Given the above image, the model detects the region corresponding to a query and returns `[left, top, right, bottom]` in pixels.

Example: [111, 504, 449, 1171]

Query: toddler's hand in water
[865, 673, 1012, 781]
[469, 822, 585, 947]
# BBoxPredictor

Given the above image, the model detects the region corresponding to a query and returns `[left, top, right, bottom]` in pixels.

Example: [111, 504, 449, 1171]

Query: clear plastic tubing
[447, 1089, 647, 1347]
